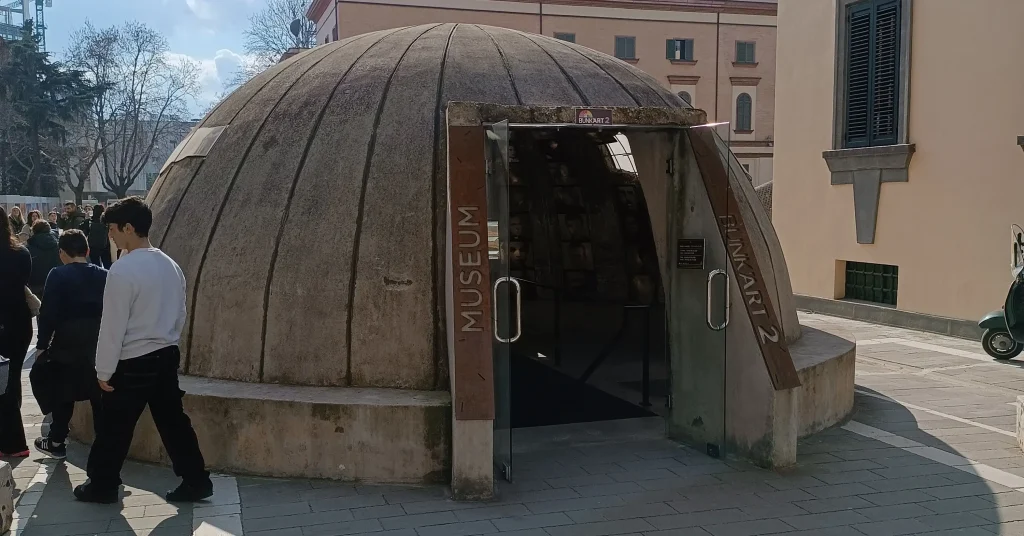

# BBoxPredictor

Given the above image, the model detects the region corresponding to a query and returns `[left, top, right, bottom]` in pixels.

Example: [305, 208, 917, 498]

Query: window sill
[669, 59, 697, 65]
[822, 144, 916, 183]
[823, 143, 915, 245]
[733, 129, 753, 135]
[617, 58, 639, 64]
[732, 61, 758, 67]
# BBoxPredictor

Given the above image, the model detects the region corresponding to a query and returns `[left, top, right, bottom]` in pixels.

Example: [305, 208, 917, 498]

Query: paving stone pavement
[16, 312, 1024, 535]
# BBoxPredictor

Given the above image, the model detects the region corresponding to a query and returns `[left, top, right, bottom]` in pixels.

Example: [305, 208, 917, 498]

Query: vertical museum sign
[448, 125, 496, 420]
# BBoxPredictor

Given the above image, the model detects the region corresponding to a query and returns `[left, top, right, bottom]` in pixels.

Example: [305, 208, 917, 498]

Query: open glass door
[665, 122, 732, 458]
[486, 120, 515, 481]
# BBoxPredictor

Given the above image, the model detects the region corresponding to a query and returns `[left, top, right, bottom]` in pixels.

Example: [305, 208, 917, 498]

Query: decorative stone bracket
[823, 144, 915, 244]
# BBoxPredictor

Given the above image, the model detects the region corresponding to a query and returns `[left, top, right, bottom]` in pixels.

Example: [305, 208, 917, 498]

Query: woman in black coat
[0, 206, 31, 457]
[85, 205, 111, 269]
[25, 221, 61, 297]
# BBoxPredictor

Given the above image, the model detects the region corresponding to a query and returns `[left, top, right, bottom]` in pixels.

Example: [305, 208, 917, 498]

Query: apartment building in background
[306, 0, 779, 186]
[773, 0, 1024, 327]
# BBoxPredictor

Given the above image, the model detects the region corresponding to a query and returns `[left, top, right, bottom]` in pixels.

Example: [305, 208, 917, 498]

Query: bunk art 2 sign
[687, 128, 801, 391]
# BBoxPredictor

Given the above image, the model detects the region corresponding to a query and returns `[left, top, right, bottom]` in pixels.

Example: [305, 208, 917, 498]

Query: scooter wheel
[982, 329, 1023, 360]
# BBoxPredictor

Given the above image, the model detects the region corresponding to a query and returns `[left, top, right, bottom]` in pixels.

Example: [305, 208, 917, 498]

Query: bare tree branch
[66, 21, 200, 198]
[233, 0, 315, 88]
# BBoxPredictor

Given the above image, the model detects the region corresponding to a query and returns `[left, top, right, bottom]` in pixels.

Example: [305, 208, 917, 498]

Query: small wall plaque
[575, 107, 613, 125]
[676, 238, 705, 269]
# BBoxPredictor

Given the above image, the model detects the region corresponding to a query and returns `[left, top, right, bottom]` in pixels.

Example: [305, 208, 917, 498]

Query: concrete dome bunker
[67, 24, 855, 497]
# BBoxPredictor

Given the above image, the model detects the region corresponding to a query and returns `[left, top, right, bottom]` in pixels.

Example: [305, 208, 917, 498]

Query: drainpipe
[539, 2, 543, 35]
[714, 12, 720, 122]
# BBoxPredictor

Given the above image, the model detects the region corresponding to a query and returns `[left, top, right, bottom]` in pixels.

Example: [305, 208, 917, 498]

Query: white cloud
[213, 48, 245, 83]
[167, 49, 249, 115]
[185, 0, 217, 20]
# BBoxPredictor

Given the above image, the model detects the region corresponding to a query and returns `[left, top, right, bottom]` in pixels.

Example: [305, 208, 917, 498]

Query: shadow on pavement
[497, 390, 1015, 534]
[795, 386, 1012, 532]
[18, 446, 194, 536]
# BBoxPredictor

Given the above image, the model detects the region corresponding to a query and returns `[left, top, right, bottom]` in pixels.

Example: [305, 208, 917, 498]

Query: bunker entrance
[448, 104, 808, 497]
[498, 127, 667, 429]
[480, 119, 734, 482]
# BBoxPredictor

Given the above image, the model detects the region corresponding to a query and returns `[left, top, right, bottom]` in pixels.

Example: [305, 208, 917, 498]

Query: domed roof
[147, 23, 688, 390]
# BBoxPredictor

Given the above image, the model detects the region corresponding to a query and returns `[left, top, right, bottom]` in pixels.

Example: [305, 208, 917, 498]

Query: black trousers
[49, 396, 101, 444]
[0, 322, 30, 453]
[86, 346, 210, 491]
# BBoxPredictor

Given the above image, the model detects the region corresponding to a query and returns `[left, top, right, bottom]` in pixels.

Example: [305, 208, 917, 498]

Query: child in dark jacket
[30, 229, 107, 458]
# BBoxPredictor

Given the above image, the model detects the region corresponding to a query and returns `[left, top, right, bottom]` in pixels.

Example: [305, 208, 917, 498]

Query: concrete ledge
[795, 295, 983, 340]
[0, 461, 11, 533]
[1017, 396, 1024, 454]
[70, 376, 452, 484]
[791, 326, 856, 438]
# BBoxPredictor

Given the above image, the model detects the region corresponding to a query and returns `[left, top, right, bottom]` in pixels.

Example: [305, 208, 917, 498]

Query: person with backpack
[85, 205, 112, 269]
[31, 230, 106, 459]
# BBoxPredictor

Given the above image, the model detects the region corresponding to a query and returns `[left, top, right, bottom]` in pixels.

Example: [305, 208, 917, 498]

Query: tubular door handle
[493, 277, 523, 343]
[706, 269, 729, 331]
[509, 278, 522, 342]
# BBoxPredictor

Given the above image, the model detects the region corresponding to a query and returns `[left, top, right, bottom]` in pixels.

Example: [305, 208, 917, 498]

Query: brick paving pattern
[11, 312, 1024, 535]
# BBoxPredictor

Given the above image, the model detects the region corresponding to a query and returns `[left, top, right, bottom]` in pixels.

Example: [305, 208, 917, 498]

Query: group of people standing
[9, 203, 115, 299]
[0, 198, 212, 504]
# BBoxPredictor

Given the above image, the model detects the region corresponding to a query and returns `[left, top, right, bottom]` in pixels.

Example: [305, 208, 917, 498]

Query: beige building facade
[773, 0, 1024, 326]
[307, 0, 779, 185]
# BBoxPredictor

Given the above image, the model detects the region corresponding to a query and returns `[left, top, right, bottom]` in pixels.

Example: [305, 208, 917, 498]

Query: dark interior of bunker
[500, 128, 668, 429]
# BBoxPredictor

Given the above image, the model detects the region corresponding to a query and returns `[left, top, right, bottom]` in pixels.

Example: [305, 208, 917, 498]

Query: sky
[40, 0, 271, 115]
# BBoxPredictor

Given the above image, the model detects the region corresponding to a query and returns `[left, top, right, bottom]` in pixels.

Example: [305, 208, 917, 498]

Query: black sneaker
[165, 481, 214, 502]
[74, 483, 118, 504]
[33, 437, 66, 459]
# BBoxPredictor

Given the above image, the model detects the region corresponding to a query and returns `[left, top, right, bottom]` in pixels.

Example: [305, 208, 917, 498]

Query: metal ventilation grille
[845, 261, 898, 306]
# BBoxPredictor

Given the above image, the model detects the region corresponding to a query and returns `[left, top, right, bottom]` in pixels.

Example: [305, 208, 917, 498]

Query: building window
[554, 32, 575, 43]
[843, 0, 902, 148]
[666, 39, 694, 61]
[736, 41, 755, 63]
[615, 36, 636, 60]
[845, 261, 898, 306]
[677, 91, 692, 106]
[735, 93, 752, 132]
